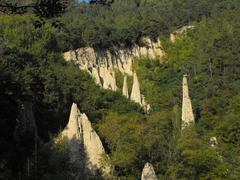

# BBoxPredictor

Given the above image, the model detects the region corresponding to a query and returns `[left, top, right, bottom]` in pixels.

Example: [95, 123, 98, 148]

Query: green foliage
[99, 111, 173, 178]
[59, 0, 229, 50]
[38, 137, 76, 180]
[0, 14, 142, 179]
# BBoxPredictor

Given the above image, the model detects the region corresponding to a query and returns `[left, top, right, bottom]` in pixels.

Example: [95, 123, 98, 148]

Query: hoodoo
[122, 75, 129, 98]
[58, 103, 110, 177]
[181, 74, 195, 128]
[129, 73, 151, 112]
[141, 163, 158, 180]
[130, 72, 142, 104]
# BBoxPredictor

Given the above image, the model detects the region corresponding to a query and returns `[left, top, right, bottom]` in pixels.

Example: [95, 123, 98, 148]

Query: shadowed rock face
[141, 163, 158, 180]
[59, 103, 110, 178]
[181, 74, 195, 128]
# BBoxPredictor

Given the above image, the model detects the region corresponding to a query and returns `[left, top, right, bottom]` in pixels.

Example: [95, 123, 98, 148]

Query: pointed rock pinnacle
[181, 74, 195, 129]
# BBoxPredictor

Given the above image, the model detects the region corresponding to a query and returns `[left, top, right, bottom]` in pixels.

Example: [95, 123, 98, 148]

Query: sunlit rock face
[130, 73, 151, 111]
[64, 37, 161, 110]
[64, 37, 165, 77]
[122, 75, 129, 98]
[130, 72, 142, 104]
[181, 74, 195, 129]
[60, 103, 82, 170]
[98, 66, 117, 91]
[58, 103, 110, 177]
[141, 163, 158, 180]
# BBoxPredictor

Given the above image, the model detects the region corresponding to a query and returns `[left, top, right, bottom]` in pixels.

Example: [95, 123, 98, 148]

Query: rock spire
[122, 75, 129, 98]
[181, 74, 195, 128]
[130, 72, 142, 104]
[129, 73, 151, 113]
[141, 163, 158, 180]
[59, 103, 110, 177]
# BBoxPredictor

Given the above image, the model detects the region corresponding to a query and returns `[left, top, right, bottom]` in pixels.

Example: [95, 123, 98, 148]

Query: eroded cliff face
[64, 37, 164, 76]
[57, 103, 110, 178]
[64, 37, 161, 110]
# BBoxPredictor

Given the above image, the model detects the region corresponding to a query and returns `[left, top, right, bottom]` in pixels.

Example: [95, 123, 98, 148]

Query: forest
[0, 0, 240, 179]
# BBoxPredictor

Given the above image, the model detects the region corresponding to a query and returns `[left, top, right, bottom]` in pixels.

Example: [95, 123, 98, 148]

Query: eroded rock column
[181, 74, 195, 128]
[130, 72, 142, 104]
[58, 103, 110, 177]
[59, 103, 83, 171]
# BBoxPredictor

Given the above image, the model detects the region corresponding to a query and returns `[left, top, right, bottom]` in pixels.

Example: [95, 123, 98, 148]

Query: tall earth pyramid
[130, 72, 142, 104]
[58, 103, 110, 178]
[181, 74, 195, 128]
[141, 163, 158, 180]
[59, 103, 84, 176]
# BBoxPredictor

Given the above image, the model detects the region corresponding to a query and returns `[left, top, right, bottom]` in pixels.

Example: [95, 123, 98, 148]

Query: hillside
[0, 0, 240, 179]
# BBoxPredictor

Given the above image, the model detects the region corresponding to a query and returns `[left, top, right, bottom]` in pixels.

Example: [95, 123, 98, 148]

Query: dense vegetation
[61, 0, 233, 49]
[1, 0, 240, 179]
